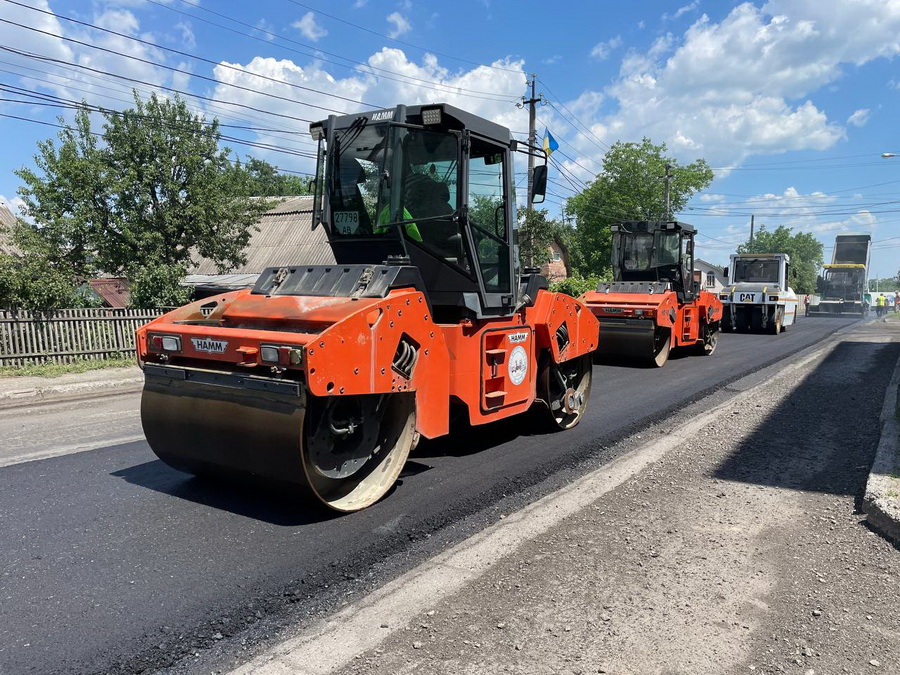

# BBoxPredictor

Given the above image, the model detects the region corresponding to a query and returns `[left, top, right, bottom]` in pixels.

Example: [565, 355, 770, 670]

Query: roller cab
[137, 104, 598, 511]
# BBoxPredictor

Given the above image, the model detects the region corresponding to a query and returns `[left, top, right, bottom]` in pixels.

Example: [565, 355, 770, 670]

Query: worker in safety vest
[374, 205, 423, 242]
[876, 293, 886, 320]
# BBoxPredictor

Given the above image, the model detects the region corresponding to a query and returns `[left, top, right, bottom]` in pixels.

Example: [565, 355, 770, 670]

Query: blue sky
[1, 0, 899, 277]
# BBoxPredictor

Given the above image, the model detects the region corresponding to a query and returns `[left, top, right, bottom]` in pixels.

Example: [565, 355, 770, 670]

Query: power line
[0, 94, 318, 161]
[0, 55, 319, 145]
[537, 80, 611, 153]
[147, 0, 521, 103]
[0, 80, 310, 143]
[1, 45, 316, 127]
[2, 6, 360, 114]
[283, 0, 523, 75]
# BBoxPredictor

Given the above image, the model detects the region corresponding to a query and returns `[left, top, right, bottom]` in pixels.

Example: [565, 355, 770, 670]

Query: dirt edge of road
[0, 366, 142, 410]
[863, 353, 900, 545]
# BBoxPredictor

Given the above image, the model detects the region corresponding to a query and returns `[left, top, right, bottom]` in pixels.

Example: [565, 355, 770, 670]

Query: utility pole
[518, 74, 545, 265]
[663, 163, 672, 220]
[749, 215, 755, 250]
[523, 74, 542, 213]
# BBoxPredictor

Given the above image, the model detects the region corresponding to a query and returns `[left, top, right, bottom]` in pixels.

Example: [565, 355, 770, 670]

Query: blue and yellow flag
[542, 127, 559, 156]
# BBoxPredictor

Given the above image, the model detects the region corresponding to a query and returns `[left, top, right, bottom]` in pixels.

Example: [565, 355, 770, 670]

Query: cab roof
[314, 103, 512, 146]
[613, 220, 696, 234]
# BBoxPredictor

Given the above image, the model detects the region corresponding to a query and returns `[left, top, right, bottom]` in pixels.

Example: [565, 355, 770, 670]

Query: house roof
[88, 277, 131, 308]
[183, 273, 261, 292]
[191, 196, 334, 275]
[0, 203, 19, 256]
[694, 258, 726, 270]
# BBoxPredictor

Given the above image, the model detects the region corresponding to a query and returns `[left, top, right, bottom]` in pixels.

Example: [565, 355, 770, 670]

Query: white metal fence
[0, 308, 163, 367]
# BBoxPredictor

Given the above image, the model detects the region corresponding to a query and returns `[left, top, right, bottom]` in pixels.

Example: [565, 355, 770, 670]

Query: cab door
[463, 134, 515, 316]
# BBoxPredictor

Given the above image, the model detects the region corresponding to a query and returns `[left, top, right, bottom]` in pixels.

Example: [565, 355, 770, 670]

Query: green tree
[15, 92, 272, 288]
[128, 262, 192, 309]
[233, 157, 311, 197]
[869, 276, 900, 292]
[517, 208, 572, 268]
[0, 251, 82, 313]
[550, 274, 606, 297]
[566, 138, 713, 277]
[736, 225, 823, 294]
[0, 214, 96, 312]
[14, 107, 105, 283]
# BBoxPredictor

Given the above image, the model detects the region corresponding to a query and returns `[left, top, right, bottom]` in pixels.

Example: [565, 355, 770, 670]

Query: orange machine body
[577, 220, 723, 366]
[580, 285, 722, 350]
[137, 282, 597, 441]
[136, 102, 601, 511]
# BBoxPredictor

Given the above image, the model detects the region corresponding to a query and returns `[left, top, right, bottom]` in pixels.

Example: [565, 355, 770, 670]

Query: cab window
[467, 138, 510, 293]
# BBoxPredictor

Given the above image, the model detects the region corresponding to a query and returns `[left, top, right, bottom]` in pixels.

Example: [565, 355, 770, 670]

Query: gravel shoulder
[310, 326, 900, 674]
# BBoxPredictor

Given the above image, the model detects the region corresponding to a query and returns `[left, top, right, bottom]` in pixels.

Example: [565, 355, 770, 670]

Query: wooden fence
[0, 308, 164, 367]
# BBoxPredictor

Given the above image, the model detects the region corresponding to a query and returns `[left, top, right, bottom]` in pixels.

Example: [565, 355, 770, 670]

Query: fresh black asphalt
[0, 316, 862, 674]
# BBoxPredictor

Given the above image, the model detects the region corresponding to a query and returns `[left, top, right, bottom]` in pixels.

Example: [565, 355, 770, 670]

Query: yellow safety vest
[374, 206, 423, 242]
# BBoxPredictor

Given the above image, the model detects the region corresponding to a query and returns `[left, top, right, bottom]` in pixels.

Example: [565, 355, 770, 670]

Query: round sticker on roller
[508, 345, 528, 386]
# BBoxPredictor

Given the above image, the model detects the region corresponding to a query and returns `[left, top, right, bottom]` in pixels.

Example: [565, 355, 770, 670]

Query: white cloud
[386, 12, 411, 39]
[847, 108, 869, 127]
[851, 210, 876, 227]
[174, 20, 195, 49]
[590, 36, 622, 60]
[254, 18, 276, 41]
[0, 1, 182, 121]
[542, 55, 562, 65]
[171, 61, 193, 92]
[673, 2, 700, 19]
[692, 186, 881, 254]
[209, 50, 527, 181]
[569, 0, 900, 171]
[94, 8, 140, 34]
[292, 12, 327, 42]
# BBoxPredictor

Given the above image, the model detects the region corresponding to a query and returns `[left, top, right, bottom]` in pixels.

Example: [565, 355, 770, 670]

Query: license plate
[334, 211, 360, 234]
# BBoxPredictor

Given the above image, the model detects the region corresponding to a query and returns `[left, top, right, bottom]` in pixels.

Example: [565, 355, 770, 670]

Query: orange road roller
[580, 221, 722, 367]
[137, 103, 599, 512]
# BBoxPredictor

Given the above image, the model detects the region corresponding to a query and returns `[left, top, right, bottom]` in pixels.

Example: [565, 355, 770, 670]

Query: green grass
[0, 357, 137, 378]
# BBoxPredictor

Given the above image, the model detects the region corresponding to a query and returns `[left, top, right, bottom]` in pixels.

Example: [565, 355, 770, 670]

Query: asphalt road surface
[0, 316, 861, 674]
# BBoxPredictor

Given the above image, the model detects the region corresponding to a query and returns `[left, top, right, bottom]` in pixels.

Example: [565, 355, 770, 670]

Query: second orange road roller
[136, 103, 599, 512]
[580, 220, 722, 367]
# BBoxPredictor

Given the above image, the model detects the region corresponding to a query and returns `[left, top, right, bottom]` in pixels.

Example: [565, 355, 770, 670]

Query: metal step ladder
[681, 306, 693, 342]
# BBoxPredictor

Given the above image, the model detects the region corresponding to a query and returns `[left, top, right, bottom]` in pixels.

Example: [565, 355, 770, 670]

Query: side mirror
[530, 165, 547, 204]
[722, 267, 728, 279]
